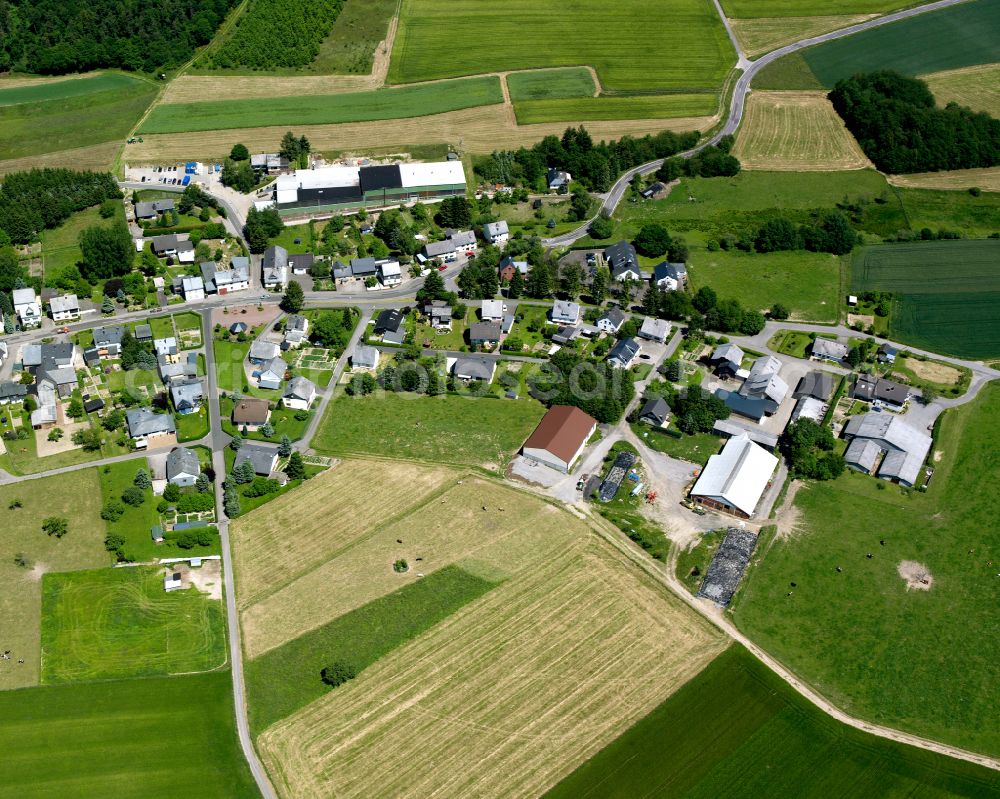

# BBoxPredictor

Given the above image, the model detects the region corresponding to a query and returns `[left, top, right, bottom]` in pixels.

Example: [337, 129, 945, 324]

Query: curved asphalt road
[543, 0, 970, 249]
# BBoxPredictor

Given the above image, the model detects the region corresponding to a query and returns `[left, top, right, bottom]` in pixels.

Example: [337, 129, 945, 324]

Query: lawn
[544, 645, 1000, 798]
[246, 565, 498, 734]
[141, 76, 504, 134]
[506, 67, 596, 101]
[311, 390, 546, 469]
[689, 248, 842, 322]
[214, 336, 252, 393]
[631, 422, 723, 465]
[769, 328, 833, 358]
[412, 306, 470, 349]
[222, 395, 311, 441]
[0, 72, 156, 163]
[889, 355, 971, 398]
[513, 93, 718, 124]
[175, 406, 210, 441]
[0, 671, 258, 798]
[269, 222, 314, 254]
[850, 239, 1000, 358]
[734, 381, 1000, 757]
[40, 566, 225, 683]
[0, 470, 107, 690]
[389, 0, 736, 95]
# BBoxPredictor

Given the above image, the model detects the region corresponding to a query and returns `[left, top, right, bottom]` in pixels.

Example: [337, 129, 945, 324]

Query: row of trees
[476, 126, 701, 193]
[752, 211, 859, 256]
[830, 71, 1000, 174]
[640, 284, 767, 336]
[656, 138, 741, 181]
[0, 0, 235, 74]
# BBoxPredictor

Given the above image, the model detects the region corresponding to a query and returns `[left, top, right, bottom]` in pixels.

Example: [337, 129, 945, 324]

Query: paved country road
[542, 0, 970, 249]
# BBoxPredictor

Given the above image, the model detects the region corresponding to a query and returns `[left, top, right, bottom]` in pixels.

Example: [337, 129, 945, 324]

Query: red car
[466, 251, 476, 257]
[437, 264, 447, 271]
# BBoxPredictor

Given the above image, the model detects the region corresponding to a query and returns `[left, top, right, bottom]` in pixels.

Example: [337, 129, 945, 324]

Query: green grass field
[632, 423, 723, 465]
[389, 0, 735, 93]
[735, 381, 1000, 757]
[896, 187, 1000, 238]
[175, 406, 210, 441]
[721, 0, 915, 15]
[39, 203, 126, 287]
[0, 73, 156, 162]
[141, 76, 504, 134]
[851, 239, 1000, 358]
[246, 564, 497, 734]
[506, 68, 596, 101]
[800, 0, 1000, 88]
[311, 391, 545, 469]
[513, 93, 718, 124]
[41, 566, 226, 683]
[0, 671, 258, 798]
[545, 646, 1000, 798]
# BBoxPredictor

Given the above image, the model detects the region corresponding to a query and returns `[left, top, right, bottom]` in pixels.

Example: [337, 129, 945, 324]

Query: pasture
[924, 63, 1000, 117]
[513, 93, 719, 124]
[231, 459, 456, 608]
[246, 565, 496, 733]
[896, 185, 1000, 236]
[545, 645, 1000, 798]
[0, 671, 258, 798]
[732, 91, 871, 171]
[254, 475, 725, 799]
[0, 470, 107, 690]
[851, 239, 1000, 357]
[41, 566, 226, 683]
[140, 76, 504, 134]
[0, 71, 156, 164]
[735, 382, 1000, 757]
[311, 391, 545, 469]
[506, 68, 596, 101]
[730, 14, 875, 59]
[389, 0, 736, 93]
[689, 248, 842, 322]
[802, 0, 1000, 88]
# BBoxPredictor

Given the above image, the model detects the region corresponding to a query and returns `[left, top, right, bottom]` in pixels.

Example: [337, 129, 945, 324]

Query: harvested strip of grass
[506, 68, 595, 101]
[140, 76, 504, 134]
[0, 72, 145, 106]
[246, 564, 499, 733]
[513, 93, 717, 124]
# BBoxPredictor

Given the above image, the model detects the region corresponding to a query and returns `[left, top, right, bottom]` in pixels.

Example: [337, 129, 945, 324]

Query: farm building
[521, 405, 597, 473]
[271, 161, 466, 215]
[790, 396, 826, 424]
[843, 412, 931, 487]
[712, 419, 779, 450]
[690, 433, 778, 518]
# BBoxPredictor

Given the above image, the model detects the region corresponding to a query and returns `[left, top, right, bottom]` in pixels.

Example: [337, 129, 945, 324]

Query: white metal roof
[399, 161, 465, 188]
[692, 433, 778, 517]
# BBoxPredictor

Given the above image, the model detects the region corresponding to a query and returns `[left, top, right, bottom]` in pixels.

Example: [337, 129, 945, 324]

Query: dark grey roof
[653, 261, 686, 283]
[374, 309, 404, 334]
[605, 240, 638, 278]
[600, 307, 626, 328]
[452, 357, 494, 381]
[134, 324, 153, 340]
[93, 325, 125, 347]
[126, 408, 176, 437]
[288, 253, 315, 271]
[0, 381, 28, 400]
[170, 378, 204, 410]
[83, 398, 104, 413]
[608, 337, 640, 365]
[640, 396, 669, 423]
[469, 321, 501, 341]
[350, 256, 378, 276]
[282, 376, 316, 401]
[234, 443, 278, 475]
[716, 388, 770, 422]
[794, 371, 835, 401]
[332, 261, 351, 280]
[166, 446, 200, 480]
[263, 245, 288, 272]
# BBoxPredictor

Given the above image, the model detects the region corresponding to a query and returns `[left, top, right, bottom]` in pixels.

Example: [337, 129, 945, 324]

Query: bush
[170, 528, 215, 549]
[393, 559, 409, 573]
[121, 486, 145, 507]
[243, 477, 281, 498]
[101, 500, 125, 521]
[163, 482, 181, 502]
[42, 517, 68, 538]
[320, 661, 356, 688]
[176, 493, 215, 513]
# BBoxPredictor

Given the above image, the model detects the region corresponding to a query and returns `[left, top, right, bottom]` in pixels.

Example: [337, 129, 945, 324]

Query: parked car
[437, 264, 447, 271]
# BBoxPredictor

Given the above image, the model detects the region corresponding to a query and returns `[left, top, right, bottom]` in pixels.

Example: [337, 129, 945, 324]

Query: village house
[13, 288, 42, 329]
[257, 356, 288, 391]
[378, 260, 402, 287]
[638, 317, 670, 343]
[374, 309, 405, 344]
[605, 241, 640, 282]
[232, 397, 271, 431]
[607, 338, 641, 369]
[547, 168, 572, 191]
[0, 381, 28, 405]
[452, 357, 496, 383]
[422, 301, 452, 331]
[170, 378, 204, 415]
[811, 338, 849, 363]
[498, 255, 528, 282]
[126, 408, 176, 449]
[93, 325, 125, 358]
[652, 262, 687, 291]
[49, 294, 80, 322]
[283, 315, 309, 349]
[248, 339, 280, 365]
[282, 376, 317, 410]
[166, 446, 200, 487]
[288, 253, 314, 276]
[154, 337, 179, 362]
[469, 321, 502, 348]
[181, 275, 205, 302]
[482, 220, 509, 247]
[793, 371, 835, 401]
[850, 374, 911, 411]
[423, 229, 477, 261]
[351, 344, 380, 371]
[596, 307, 626, 335]
[638, 396, 670, 427]
[262, 245, 289, 289]
[551, 300, 581, 326]
[234, 443, 279, 476]
[134, 198, 175, 219]
[481, 299, 506, 323]
[201, 258, 251, 295]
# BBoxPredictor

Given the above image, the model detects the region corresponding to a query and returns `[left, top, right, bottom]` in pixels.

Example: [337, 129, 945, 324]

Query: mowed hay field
[0, 470, 107, 690]
[0, 141, 123, 177]
[231, 459, 456, 608]
[253, 476, 725, 798]
[732, 91, 871, 171]
[514, 94, 719, 125]
[851, 239, 1000, 358]
[729, 14, 876, 59]
[389, 0, 735, 93]
[721, 0, 913, 15]
[889, 166, 1000, 193]
[923, 62, 1000, 117]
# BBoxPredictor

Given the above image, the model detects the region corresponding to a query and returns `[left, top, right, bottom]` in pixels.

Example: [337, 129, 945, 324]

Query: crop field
[40, 566, 226, 683]
[0, 470, 107, 690]
[311, 391, 545, 469]
[890, 166, 1000, 193]
[690, 248, 842, 322]
[0, 671, 258, 798]
[735, 382, 1000, 757]
[721, 0, 913, 15]
[513, 93, 719, 124]
[0, 71, 156, 164]
[389, 0, 735, 94]
[254, 476, 725, 799]
[246, 565, 497, 733]
[506, 68, 596, 101]
[924, 62, 1000, 117]
[141, 76, 504, 134]
[729, 14, 875, 59]
[545, 645, 1000, 798]
[231, 459, 456, 608]
[851, 239, 1000, 357]
[732, 91, 872, 171]
[801, 0, 1000, 88]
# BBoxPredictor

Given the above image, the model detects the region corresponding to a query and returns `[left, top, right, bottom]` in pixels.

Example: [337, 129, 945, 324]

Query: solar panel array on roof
[359, 165, 403, 192]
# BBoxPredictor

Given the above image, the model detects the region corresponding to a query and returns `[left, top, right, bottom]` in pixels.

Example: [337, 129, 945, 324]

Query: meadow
[851, 239, 1000, 357]
[246, 565, 497, 733]
[0, 671, 258, 798]
[513, 94, 719, 124]
[140, 76, 504, 134]
[311, 390, 545, 469]
[545, 645, 1000, 798]
[732, 91, 871, 171]
[388, 0, 736, 93]
[895, 186, 1000, 237]
[254, 473, 726, 799]
[735, 382, 1000, 757]
[506, 68, 596, 101]
[0, 71, 156, 163]
[0, 470, 107, 690]
[38, 203, 125, 288]
[41, 566, 226, 683]
[924, 63, 1000, 117]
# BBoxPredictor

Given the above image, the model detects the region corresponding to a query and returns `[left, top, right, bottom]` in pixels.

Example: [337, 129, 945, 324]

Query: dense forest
[0, 169, 122, 243]
[202, 0, 345, 69]
[829, 71, 1000, 174]
[0, 0, 235, 74]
